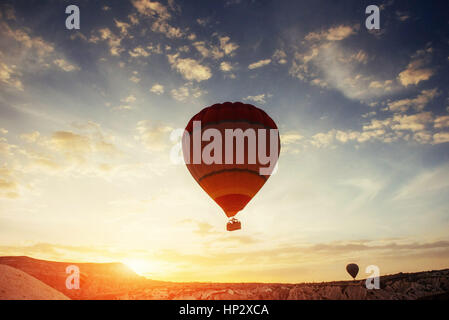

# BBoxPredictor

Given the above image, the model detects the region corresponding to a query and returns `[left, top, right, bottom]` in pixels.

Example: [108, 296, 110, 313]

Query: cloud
[219, 62, 233, 72]
[248, 59, 271, 70]
[192, 41, 221, 59]
[196, 17, 209, 27]
[310, 78, 329, 88]
[297, 107, 449, 147]
[20, 131, 40, 143]
[0, 62, 23, 90]
[219, 36, 238, 55]
[113, 94, 136, 111]
[396, 11, 410, 22]
[305, 24, 358, 42]
[0, 128, 8, 135]
[113, 94, 137, 110]
[343, 50, 369, 64]
[48, 131, 92, 154]
[388, 89, 439, 113]
[1, 236, 449, 283]
[0, 243, 143, 262]
[132, 0, 171, 20]
[391, 112, 433, 132]
[151, 20, 184, 38]
[128, 13, 139, 25]
[114, 19, 131, 35]
[12, 124, 124, 174]
[311, 131, 336, 148]
[146, 44, 163, 54]
[113, 105, 132, 111]
[89, 28, 124, 56]
[171, 84, 206, 102]
[0, 166, 19, 199]
[243, 93, 271, 104]
[180, 219, 259, 245]
[53, 59, 79, 72]
[192, 36, 238, 60]
[292, 43, 396, 100]
[1, 22, 54, 58]
[394, 164, 449, 199]
[369, 79, 393, 89]
[0, 137, 16, 156]
[181, 219, 216, 237]
[129, 75, 141, 83]
[434, 115, 449, 129]
[281, 132, 304, 145]
[153, 237, 449, 282]
[121, 95, 137, 103]
[280, 132, 303, 154]
[167, 54, 212, 82]
[289, 29, 400, 101]
[131, 0, 183, 38]
[129, 46, 150, 58]
[135, 120, 173, 151]
[150, 83, 164, 95]
[272, 49, 287, 64]
[171, 86, 189, 101]
[398, 47, 434, 87]
[0, 19, 79, 80]
[433, 132, 449, 144]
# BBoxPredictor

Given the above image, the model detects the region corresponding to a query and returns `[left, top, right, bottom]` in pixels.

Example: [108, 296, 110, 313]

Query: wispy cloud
[398, 47, 435, 87]
[248, 59, 271, 70]
[135, 120, 173, 151]
[167, 54, 212, 82]
[150, 83, 164, 95]
[243, 93, 272, 104]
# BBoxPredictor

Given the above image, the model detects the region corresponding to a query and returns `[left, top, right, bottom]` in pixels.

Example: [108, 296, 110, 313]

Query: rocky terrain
[125, 270, 449, 300]
[0, 256, 164, 299]
[0, 256, 448, 300]
[0, 264, 69, 300]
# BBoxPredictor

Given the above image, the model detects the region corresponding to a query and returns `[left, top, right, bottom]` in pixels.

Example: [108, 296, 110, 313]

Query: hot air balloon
[346, 263, 359, 279]
[182, 102, 280, 231]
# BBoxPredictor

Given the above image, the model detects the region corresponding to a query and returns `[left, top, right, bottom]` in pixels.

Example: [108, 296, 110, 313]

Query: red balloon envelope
[182, 102, 280, 231]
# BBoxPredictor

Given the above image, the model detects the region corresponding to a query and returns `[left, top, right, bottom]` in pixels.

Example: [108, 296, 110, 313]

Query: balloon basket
[226, 218, 241, 231]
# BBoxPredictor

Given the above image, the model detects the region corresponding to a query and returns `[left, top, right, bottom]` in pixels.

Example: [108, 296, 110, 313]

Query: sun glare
[123, 259, 154, 277]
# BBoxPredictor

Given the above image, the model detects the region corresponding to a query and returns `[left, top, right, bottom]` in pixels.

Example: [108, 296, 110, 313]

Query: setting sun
[122, 259, 156, 276]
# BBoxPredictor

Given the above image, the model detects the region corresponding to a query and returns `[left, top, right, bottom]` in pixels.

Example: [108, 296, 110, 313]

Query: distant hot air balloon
[346, 263, 359, 279]
[182, 102, 280, 231]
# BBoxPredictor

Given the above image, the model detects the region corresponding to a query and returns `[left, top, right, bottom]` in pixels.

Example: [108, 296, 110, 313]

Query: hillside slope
[0, 264, 70, 300]
[0, 256, 162, 299]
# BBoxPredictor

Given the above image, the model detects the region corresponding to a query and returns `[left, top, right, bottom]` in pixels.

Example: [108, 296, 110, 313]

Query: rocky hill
[125, 269, 449, 300]
[0, 256, 164, 299]
[0, 264, 70, 300]
[0, 256, 448, 300]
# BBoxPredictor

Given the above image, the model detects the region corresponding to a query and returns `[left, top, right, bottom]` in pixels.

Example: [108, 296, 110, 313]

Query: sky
[0, 0, 449, 283]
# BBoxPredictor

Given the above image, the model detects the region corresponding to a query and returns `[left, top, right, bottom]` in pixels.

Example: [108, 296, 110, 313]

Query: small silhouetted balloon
[346, 263, 359, 279]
